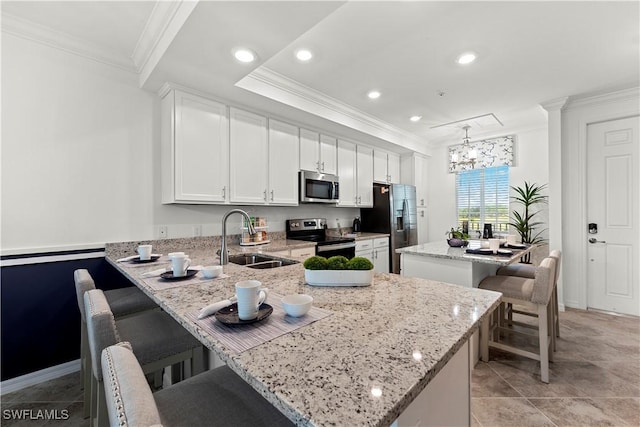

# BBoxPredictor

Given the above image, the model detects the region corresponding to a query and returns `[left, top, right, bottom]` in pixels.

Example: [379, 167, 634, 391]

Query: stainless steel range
[286, 218, 356, 259]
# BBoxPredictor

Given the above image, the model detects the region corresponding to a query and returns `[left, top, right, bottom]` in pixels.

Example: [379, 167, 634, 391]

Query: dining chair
[478, 256, 557, 383]
[85, 289, 205, 427]
[101, 342, 294, 427]
[74, 269, 158, 418]
[496, 250, 562, 350]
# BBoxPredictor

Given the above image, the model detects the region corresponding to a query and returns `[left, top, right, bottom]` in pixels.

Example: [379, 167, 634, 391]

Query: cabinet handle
[316, 161, 321, 172]
[420, 210, 425, 217]
[358, 196, 362, 204]
[321, 161, 325, 171]
[263, 190, 267, 201]
[421, 198, 424, 206]
[270, 190, 274, 201]
[222, 186, 226, 198]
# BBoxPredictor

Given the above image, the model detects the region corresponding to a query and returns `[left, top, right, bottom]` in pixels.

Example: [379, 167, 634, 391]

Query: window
[456, 165, 510, 235]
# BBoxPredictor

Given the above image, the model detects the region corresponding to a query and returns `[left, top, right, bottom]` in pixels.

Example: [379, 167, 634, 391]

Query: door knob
[588, 238, 606, 244]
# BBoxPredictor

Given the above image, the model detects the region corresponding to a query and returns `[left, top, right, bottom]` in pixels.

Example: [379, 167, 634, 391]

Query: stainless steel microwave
[299, 170, 340, 203]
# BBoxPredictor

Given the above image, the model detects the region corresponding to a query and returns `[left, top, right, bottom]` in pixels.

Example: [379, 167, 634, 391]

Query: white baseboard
[1, 360, 80, 395]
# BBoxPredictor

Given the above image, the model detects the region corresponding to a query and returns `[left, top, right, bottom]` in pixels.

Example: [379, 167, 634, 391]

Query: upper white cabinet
[268, 119, 299, 205]
[229, 107, 268, 204]
[337, 140, 357, 207]
[161, 89, 229, 204]
[401, 153, 429, 208]
[356, 145, 374, 207]
[300, 129, 337, 175]
[374, 150, 401, 184]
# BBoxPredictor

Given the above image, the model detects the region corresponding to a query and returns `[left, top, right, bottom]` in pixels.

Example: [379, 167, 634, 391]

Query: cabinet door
[417, 208, 429, 244]
[268, 119, 299, 205]
[374, 247, 390, 273]
[173, 91, 229, 202]
[388, 153, 400, 184]
[356, 145, 374, 207]
[229, 108, 268, 204]
[415, 154, 428, 207]
[373, 151, 388, 183]
[320, 134, 337, 175]
[337, 140, 357, 207]
[300, 128, 319, 172]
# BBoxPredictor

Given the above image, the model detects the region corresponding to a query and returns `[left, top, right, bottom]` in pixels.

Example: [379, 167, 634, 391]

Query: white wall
[426, 127, 549, 243]
[0, 34, 358, 254]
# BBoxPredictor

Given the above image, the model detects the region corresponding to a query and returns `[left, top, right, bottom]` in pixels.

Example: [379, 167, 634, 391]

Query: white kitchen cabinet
[161, 89, 229, 204]
[268, 119, 299, 205]
[356, 145, 374, 207]
[374, 150, 401, 184]
[356, 238, 389, 273]
[401, 153, 428, 208]
[229, 107, 268, 204]
[300, 128, 337, 174]
[417, 208, 429, 244]
[337, 140, 357, 207]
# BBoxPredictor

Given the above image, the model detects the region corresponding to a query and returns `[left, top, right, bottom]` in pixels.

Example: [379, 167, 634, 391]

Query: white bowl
[281, 294, 313, 317]
[202, 265, 223, 279]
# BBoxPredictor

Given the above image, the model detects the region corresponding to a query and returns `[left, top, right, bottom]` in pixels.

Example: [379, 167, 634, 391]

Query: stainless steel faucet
[220, 209, 256, 265]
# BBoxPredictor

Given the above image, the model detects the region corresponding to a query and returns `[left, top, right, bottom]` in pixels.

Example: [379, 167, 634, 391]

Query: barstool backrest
[531, 257, 556, 305]
[85, 289, 121, 381]
[101, 343, 163, 426]
[74, 269, 96, 322]
[549, 250, 562, 286]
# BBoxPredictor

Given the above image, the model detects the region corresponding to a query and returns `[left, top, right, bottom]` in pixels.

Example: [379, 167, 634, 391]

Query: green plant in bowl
[346, 257, 374, 270]
[446, 227, 469, 247]
[326, 256, 350, 270]
[303, 256, 329, 270]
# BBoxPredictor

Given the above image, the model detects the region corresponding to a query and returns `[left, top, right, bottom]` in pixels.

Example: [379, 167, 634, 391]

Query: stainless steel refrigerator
[360, 183, 418, 274]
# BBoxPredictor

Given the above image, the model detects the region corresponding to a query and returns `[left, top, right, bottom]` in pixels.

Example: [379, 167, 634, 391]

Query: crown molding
[540, 96, 569, 112]
[564, 86, 639, 110]
[1, 12, 136, 73]
[236, 66, 428, 152]
[135, 0, 199, 88]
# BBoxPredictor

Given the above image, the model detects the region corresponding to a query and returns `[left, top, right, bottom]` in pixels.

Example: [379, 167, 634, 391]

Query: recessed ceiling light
[457, 52, 476, 65]
[295, 49, 313, 62]
[410, 115, 422, 122]
[367, 90, 381, 99]
[233, 48, 256, 63]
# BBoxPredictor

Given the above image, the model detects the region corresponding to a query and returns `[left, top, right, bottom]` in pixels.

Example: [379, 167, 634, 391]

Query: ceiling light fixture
[367, 90, 381, 99]
[451, 125, 477, 168]
[456, 52, 476, 65]
[295, 49, 313, 62]
[233, 48, 256, 63]
[410, 115, 422, 122]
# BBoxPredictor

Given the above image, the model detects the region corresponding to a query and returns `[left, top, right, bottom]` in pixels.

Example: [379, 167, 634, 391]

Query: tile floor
[1, 308, 638, 426]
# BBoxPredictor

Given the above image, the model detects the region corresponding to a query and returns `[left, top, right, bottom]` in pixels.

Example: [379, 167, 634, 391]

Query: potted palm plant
[509, 181, 548, 263]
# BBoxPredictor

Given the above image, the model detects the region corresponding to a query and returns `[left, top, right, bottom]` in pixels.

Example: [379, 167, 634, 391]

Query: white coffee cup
[170, 254, 191, 277]
[506, 234, 517, 245]
[488, 238, 501, 254]
[168, 252, 185, 258]
[235, 280, 268, 320]
[137, 245, 152, 260]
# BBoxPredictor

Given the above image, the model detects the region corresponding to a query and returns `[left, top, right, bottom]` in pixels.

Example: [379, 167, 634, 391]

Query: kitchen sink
[228, 253, 298, 269]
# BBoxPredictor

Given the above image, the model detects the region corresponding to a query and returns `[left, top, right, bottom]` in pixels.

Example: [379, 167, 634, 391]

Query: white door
[319, 134, 337, 175]
[337, 140, 357, 207]
[300, 128, 319, 172]
[356, 145, 374, 207]
[586, 116, 639, 316]
[229, 108, 268, 204]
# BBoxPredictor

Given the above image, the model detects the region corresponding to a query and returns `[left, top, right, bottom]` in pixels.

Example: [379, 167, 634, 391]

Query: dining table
[106, 237, 501, 427]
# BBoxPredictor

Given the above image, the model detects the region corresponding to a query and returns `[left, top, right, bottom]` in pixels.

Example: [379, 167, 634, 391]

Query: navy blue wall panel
[1, 252, 135, 381]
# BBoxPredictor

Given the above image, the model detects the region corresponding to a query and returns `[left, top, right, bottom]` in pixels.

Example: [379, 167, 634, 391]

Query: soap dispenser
[352, 216, 361, 233]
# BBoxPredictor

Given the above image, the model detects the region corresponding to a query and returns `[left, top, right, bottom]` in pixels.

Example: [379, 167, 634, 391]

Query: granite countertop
[397, 240, 534, 266]
[106, 239, 500, 427]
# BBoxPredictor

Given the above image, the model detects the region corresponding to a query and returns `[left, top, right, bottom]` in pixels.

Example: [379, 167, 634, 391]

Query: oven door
[316, 242, 356, 259]
[299, 171, 339, 203]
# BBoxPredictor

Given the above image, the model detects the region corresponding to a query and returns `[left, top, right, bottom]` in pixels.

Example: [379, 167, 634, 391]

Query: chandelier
[451, 125, 477, 168]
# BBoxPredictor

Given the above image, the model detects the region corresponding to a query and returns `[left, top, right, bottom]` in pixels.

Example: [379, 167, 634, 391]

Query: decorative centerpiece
[446, 227, 469, 247]
[303, 256, 374, 287]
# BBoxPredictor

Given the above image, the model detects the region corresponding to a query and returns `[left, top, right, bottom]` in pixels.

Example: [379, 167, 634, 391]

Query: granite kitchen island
[106, 238, 501, 427]
[398, 241, 535, 288]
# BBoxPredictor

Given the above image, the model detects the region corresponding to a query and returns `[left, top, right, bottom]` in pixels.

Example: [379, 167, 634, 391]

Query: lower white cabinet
[356, 237, 389, 273]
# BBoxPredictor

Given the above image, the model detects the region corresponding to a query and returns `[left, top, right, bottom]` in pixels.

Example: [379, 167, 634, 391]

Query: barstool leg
[538, 305, 549, 383]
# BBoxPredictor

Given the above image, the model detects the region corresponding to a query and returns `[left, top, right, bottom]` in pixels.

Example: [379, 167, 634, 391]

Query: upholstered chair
[85, 289, 204, 427]
[479, 256, 557, 383]
[101, 342, 294, 427]
[497, 250, 562, 350]
[74, 269, 158, 418]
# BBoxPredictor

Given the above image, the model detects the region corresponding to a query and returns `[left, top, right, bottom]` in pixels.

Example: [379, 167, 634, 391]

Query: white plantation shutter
[456, 165, 510, 235]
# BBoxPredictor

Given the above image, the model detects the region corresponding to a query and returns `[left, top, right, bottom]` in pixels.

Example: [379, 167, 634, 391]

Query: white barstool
[101, 342, 294, 427]
[85, 289, 205, 427]
[74, 269, 158, 418]
[479, 257, 557, 383]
